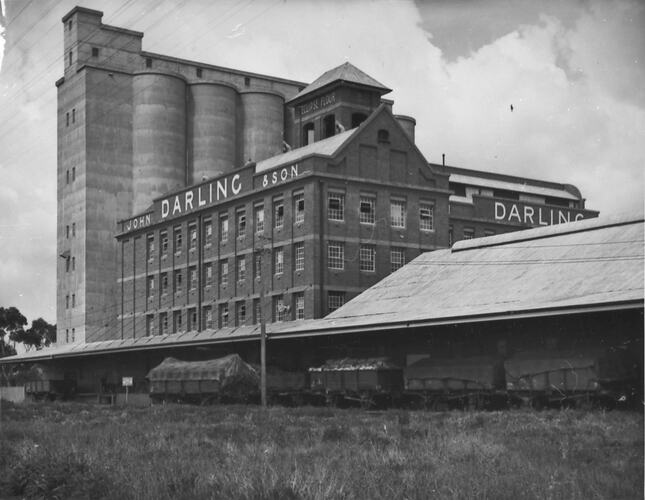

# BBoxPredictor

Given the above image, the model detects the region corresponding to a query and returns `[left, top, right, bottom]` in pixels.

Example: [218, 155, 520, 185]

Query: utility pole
[260, 285, 267, 408]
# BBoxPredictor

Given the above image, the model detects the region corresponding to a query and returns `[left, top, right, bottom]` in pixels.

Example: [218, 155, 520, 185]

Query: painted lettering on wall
[160, 174, 242, 220]
[297, 93, 336, 116]
[494, 201, 586, 226]
[123, 213, 152, 232]
[262, 164, 300, 188]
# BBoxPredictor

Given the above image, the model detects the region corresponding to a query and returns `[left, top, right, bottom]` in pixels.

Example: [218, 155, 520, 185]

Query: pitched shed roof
[448, 173, 580, 201]
[287, 62, 391, 104]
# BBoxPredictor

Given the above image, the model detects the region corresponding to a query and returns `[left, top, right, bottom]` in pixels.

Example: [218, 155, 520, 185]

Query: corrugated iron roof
[287, 62, 391, 104]
[254, 128, 357, 173]
[449, 173, 580, 201]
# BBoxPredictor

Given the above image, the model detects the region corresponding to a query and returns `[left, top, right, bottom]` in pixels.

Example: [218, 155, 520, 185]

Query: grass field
[0, 402, 642, 500]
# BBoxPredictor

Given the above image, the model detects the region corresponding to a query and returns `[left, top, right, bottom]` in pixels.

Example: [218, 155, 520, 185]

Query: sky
[0, 0, 643, 326]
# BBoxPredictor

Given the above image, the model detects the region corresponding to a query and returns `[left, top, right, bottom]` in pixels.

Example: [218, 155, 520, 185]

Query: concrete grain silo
[187, 82, 238, 183]
[239, 90, 284, 164]
[132, 72, 187, 214]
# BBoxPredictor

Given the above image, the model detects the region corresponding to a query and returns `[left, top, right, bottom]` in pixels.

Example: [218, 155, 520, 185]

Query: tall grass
[0, 402, 642, 499]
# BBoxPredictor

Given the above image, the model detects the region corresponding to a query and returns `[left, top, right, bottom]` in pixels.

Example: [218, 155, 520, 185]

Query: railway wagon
[309, 358, 403, 408]
[147, 354, 259, 404]
[24, 379, 77, 401]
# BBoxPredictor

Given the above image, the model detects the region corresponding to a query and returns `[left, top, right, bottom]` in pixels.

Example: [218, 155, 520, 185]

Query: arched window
[377, 129, 390, 143]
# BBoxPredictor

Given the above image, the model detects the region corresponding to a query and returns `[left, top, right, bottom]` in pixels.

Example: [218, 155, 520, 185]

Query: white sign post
[122, 377, 133, 404]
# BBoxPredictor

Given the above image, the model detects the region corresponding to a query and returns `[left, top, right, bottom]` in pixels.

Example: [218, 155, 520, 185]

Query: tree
[0, 306, 27, 357]
[9, 318, 56, 351]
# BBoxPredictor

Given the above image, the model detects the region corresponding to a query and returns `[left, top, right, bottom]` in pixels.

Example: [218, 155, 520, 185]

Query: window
[219, 303, 229, 328]
[189, 266, 197, 290]
[328, 291, 345, 313]
[419, 203, 434, 231]
[161, 273, 169, 295]
[293, 193, 305, 224]
[161, 232, 168, 257]
[196, 67, 202, 78]
[71, 256, 75, 271]
[204, 306, 213, 329]
[274, 295, 288, 322]
[146, 315, 155, 336]
[359, 196, 375, 224]
[219, 260, 228, 286]
[65, 294, 69, 309]
[160, 312, 168, 335]
[359, 245, 376, 272]
[294, 242, 304, 271]
[274, 247, 284, 275]
[66, 170, 69, 184]
[65, 256, 70, 272]
[66, 112, 69, 127]
[145, 57, 152, 68]
[255, 205, 264, 233]
[294, 292, 305, 320]
[65, 329, 69, 343]
[72, 167, 76, 181]
[203, 218, 213, 246]
[220, 214, 229, 243]
[91, 47, 99, 57]
[188, 308, 197, 331]
[173, 310, 182, 333]
[463, 228, 475, 240]
[66, 225, 69, 238]
[147, 276, 155, 299]
[72, 108, 75, 123]
[147, 235, 154, 260]
[303, 123, 314, 146]
[484, 229, 496, 237]
[68, 20, 72, 31]
[323, 114, 335, 138]
[174, 270, 182, 294]
[273, 200, 284, 229]
[237, 210, 246, 238]
[254, 252, 262, 280]
[204, 263, 213, 286]
[253, 299, 261, 325]
[351, 113, 367, 128]
[328, 241, 344, 270]
[377, 129, 390, 143]
[244, 76, 250, 87]
[328, 193, 345, 221]
[448, 226, 453, 246]
[174, 227, 182, 254]
[72, 222, 76, 237]
[236, 302, 246, 326]
[390, 199, 406, 228]
[72, 294, 76, 307]
[68, 50, 72, 67]
[71, 328, 75, 342]
[237, 256, 246, 282]
[189, 224, 197, 250]
[390, 248, 405, 272]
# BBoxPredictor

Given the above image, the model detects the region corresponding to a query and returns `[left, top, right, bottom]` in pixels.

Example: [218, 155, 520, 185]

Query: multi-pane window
[173, 310, 182, 333]
[204, 306, 213, 329]
[359, 245, 376, 272]
[328, 291, 345, 313]
[253, 299, 261, 325]
[390, 248, 405, 272]
[274, 247, 284, 275]
[204, 219, 213, 245]
[328, 192, 345, 221]
[274, 295, 288, 322]
[419, 203, 434, 231]
[220, 214, 229, 243]
[160, 313, 168, 335]
[189, 224, 197, 250]
[294, 242, 305, 271]
[174, 270, 183, 293]
[146, 315, 155, 336]
[219, 303, 229, 328]
[294, 292, 305, 320]
[328, 241, 344, 270]
[189, 266, 197, 290]
[359, 196, 375, 224]
[220, 260, 229, 286]
[390, 199, 406, 228]
[236, 301, 246, 326]
[237, 210, 246, 238]
[161, 232, 168, 257]
[254, 252, 262, 280]
[161, 273, 169, 295]
[204, 263, 213, 286]
[293, 192, 305, 224]
[174, 227, 182, 253]
[463, 228, 475, 240]
[237, 256, 246, 282]
[188, 308, 197, 331]
[274, 200, 284, 229]
[147, 276, 155, 299]
[147, 235, 155, 260]
[255, 205, 264, 233]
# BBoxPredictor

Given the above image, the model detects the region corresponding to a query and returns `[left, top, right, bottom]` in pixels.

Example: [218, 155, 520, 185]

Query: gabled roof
[287, 62, 391, 104]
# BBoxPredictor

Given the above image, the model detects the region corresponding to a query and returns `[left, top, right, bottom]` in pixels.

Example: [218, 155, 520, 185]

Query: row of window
[143, 57, 252, 86]
[65, 293, 76, 309]
[65, 222, 76, 238]
[65, 255, 76, 272]
[145, 291, 308, 335]
[64, 328, 75, 343]
[65, 108, 76, 126]
[448, 226, 495, 246]
[65, 167, 77, 184]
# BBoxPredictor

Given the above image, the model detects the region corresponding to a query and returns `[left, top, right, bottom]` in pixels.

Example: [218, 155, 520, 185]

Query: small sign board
[122, 377, 133, 387]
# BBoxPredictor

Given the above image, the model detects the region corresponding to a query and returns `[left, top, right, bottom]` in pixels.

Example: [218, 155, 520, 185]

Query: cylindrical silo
[187, 82, 238, 183]
[239, 90, 284, 164]
[132, 72, 186, 214]
[395, 115, 416, 143]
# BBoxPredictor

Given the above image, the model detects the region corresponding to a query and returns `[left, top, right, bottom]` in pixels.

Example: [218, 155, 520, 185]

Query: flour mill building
[57, 6, 597, 346]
